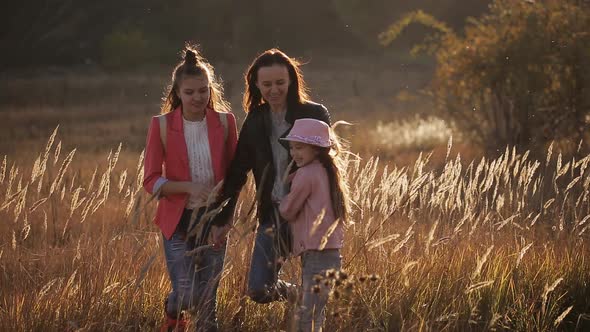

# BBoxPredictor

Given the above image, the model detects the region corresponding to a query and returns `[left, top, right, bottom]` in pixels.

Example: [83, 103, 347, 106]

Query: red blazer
[143, 107, 238, 239]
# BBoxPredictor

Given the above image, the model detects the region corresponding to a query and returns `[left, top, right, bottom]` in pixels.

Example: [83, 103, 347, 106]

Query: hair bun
[184, 50, 197, 65]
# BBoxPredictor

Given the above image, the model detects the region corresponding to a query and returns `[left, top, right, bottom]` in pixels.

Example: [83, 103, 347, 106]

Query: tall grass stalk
[0, 129, 589, 331]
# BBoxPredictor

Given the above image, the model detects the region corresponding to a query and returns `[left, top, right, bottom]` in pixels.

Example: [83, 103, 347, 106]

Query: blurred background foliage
[0, 0, 490, 68]
[1, 0, 589, 159]
[381, 0, 590, 157]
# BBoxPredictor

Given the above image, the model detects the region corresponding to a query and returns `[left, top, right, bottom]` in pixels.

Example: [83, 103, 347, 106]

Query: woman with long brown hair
[211, 48, 331, 304]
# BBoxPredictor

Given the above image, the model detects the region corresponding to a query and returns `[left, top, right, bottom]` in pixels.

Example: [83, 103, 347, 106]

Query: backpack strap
[158, 112, 225, 153]
[157, 114, 167, 154]
[219, 112, 228, 144]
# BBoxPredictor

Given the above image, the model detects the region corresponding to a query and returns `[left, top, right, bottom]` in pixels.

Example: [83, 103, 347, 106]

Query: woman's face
[256, 64, 290, 111]
[177, 74, 210, 120]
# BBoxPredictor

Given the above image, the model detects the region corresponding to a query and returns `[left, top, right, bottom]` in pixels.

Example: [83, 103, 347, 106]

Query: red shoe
[160, 314, 188, 332]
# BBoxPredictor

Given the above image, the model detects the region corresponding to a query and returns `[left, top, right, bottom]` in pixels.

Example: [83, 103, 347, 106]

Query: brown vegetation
[1, 127, 589, 330]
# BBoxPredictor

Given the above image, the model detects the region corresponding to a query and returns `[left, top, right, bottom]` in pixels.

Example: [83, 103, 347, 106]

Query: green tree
[381, 0, 590, 156]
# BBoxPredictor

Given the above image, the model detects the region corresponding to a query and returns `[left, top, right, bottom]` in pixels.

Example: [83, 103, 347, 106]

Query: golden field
[1, 67, 589, 331]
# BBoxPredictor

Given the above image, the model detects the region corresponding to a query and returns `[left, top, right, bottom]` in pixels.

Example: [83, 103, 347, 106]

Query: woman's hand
[208, 224, 231, 248]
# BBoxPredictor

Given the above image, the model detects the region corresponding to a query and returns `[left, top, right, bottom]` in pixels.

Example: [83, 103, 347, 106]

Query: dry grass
[1, 66, 587, 330]
[1, 126, 590, 331]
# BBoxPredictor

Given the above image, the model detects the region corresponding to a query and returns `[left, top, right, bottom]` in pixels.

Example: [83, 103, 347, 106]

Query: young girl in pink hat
[279, 118, 350, 332]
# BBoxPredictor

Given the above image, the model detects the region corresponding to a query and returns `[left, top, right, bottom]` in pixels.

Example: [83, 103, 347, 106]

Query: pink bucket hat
[281, 118, 331, 147]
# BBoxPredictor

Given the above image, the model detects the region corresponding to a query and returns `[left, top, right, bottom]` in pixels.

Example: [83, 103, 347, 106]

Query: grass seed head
[332, 290, 340, 299]
[326, 269, 337, 279]
[344, 281, 354, 291]
[312, 285, 321, 294]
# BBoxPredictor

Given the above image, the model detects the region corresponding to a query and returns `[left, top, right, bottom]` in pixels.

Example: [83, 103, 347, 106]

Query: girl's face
[256, 64, 290, 111]
[177, 74, 210, 120]
[289, 141, 319, 168]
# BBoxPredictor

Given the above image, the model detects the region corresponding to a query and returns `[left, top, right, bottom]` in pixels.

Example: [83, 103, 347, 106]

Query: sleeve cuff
[153, 177, 168, 199]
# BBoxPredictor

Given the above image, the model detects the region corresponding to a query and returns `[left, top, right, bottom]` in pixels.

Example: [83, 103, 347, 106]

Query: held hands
[208, 224, 231, 248]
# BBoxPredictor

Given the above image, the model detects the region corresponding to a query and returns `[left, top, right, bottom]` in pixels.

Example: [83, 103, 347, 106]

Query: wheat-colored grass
[0, 130, 589, 331]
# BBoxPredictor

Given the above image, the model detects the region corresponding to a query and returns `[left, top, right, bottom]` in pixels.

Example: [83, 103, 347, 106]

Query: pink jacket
[279, 160, 344, 256]
[143, 107, 238, 239]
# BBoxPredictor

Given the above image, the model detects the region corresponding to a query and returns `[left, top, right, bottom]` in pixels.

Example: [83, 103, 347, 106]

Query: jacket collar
[259, 103, 294, 151]
[260, 103, 273, 139]
[169, 106, 183, 132]
[285, 102, 299, 124]
[259, 101, 298, 124]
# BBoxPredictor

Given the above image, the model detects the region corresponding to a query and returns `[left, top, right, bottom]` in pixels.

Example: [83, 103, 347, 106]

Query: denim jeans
[163, 208, 225, 331]
[247, 207, 296, 303]
[298, 249, 341, 332]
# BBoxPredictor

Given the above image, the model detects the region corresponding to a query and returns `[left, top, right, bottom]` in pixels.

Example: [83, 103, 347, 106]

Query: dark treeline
[0, 0, 490, 68]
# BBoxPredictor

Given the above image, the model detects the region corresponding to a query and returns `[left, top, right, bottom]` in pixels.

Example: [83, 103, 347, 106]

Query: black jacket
[213, 101, 331, 226]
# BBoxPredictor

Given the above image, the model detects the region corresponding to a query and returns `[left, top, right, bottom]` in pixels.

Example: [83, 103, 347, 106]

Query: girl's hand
[208, 224, 231, 248]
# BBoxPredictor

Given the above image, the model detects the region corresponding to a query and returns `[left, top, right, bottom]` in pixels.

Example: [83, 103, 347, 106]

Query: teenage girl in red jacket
[143, 46, 237, 332]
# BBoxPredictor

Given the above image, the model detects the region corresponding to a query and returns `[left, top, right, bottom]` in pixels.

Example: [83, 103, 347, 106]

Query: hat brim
[280, 136, 331, 148]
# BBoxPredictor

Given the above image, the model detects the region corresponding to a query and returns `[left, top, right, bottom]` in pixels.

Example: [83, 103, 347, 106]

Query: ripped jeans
[162, 208, 225, 331]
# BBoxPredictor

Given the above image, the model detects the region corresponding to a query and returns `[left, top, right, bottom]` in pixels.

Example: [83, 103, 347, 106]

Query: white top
[270, 108, 290, 201]
[183, 117, 215, 209]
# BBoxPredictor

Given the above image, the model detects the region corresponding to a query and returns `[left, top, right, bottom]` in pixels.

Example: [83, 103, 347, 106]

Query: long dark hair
[243, 48, 310, 113]
[161, 45, 230, 114]
[316, 131, 351, 223]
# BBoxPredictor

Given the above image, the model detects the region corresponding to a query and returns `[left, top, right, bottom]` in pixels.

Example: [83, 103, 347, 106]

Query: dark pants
[247, 207, 296, 303]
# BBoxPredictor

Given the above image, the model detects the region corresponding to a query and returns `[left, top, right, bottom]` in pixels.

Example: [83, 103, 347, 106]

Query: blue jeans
[247, 208, 296, 303]
[298, 249, 342, 332]
[163, 208, 225, 331]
